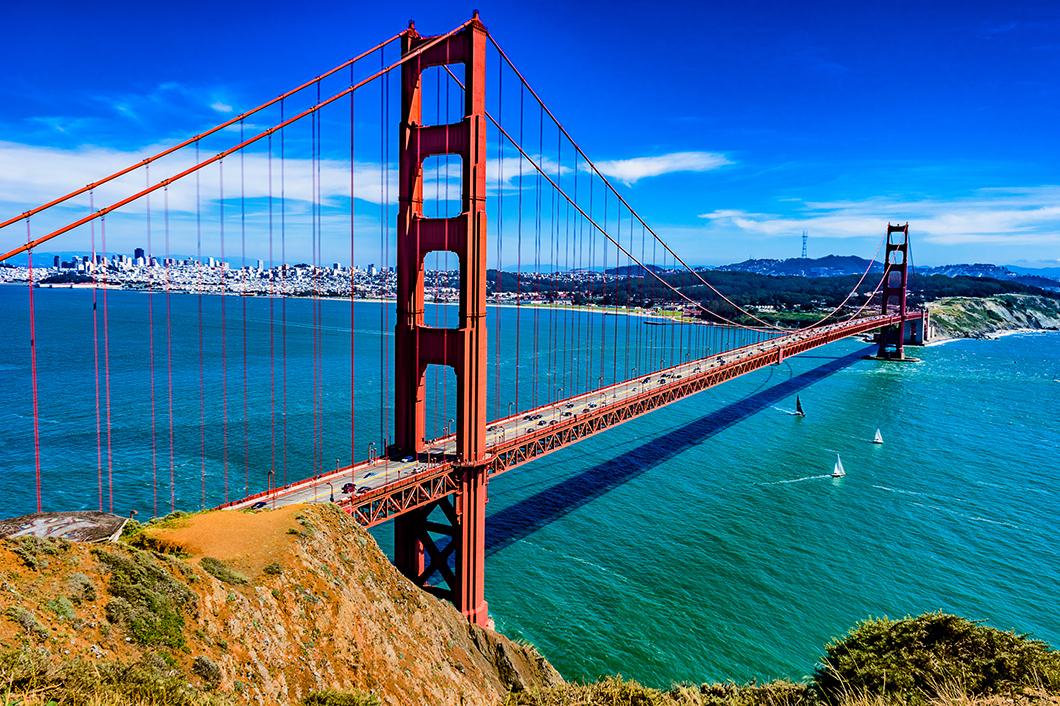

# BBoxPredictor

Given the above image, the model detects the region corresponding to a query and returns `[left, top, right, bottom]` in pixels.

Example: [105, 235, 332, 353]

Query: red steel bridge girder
[344, 312, 922, 528]
[393, 16, 490, 626]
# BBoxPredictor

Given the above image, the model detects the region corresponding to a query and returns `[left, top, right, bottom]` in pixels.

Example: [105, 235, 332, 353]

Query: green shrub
[45, 596, 76, 621]
[66, 572, 96, 604]
[10, 536, 68, 570]
[0, 646, 226, 705]
[4, 606, 49, 640]
[303, 690, 380, 706]
[93, 547, 196, 648]
[199, 557, 248, 586]
[262, 562, 283, 576]
[688, 680, 811, 705]
[814, 612, 1060, 704]
[192, 655, 222, 690]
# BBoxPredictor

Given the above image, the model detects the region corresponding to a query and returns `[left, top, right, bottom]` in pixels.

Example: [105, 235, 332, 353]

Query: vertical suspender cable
[100, 215, 114, 513]
[280, 101, 289, 486]
[195, 140, 206, 508]
[164, 188, 175, 512]
[493, 63, 503, 420]
[26, 223, 41, 513]
[146, 167, 158, 516]
[91, 192, 103, 511]
[350, 64, 357, 476]
[514, 82, 523, 413]
[219, 160, 228, 504]
[240, 121, 249, 495]
[268, 133, 276, 496]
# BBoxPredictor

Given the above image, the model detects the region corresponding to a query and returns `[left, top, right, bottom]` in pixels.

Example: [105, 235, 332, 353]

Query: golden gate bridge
[0, 13, 925, 626]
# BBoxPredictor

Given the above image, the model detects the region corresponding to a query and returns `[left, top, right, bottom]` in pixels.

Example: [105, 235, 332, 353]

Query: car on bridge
[341, 482, 355, 494]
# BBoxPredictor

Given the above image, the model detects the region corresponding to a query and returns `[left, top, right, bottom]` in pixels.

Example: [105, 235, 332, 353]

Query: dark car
[341, 482, 355, 494]
[250, 500, 268, 510]
[356, 486, 371, 496]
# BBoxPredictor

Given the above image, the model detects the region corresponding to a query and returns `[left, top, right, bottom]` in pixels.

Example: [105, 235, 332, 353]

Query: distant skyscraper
[368, 263, 377, 276]
[801, 230, 808, 259]
[134, 247, 145, 260]
[53, 255, 60, 268]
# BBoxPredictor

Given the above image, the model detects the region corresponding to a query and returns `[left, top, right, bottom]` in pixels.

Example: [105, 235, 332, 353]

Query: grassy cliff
[2, 507, 1057, 705]
[927, 294, 1060, 340]
[0, 505, 560, 705]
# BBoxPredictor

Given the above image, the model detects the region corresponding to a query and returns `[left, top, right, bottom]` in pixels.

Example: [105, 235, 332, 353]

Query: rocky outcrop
[0, 504, 561, 705]
[926, 294, 1060, 341]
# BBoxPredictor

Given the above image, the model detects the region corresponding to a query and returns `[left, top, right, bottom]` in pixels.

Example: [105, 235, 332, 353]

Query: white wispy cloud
[698, 187, 1060, 246]
[0, 140, 394, 215]
[593, 151, 731, 185]
[210, 101, 234, 114]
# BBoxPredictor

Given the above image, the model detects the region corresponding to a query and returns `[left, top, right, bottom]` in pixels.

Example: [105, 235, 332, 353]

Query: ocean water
[0, 285, 1057, 686]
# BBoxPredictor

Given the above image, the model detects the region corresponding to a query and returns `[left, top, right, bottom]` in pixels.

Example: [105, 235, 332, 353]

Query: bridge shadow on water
[485, 346, 871, 554]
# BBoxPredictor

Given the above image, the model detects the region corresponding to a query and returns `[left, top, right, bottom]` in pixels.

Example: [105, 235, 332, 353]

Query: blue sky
[2, 0, 1059, 266]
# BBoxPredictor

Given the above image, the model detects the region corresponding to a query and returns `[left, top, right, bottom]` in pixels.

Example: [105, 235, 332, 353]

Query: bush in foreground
[508, 614, 1060, 706]
[815, 613, 1060, 704]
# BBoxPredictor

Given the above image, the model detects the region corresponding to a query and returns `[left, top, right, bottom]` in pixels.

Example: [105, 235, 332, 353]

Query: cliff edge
[0, 504, 561, 705]
[926, 293, 1060, 341]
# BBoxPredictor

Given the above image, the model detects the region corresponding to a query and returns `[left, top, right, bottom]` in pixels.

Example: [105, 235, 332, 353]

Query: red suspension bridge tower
[392, 14, 491, 626]
[875, 223, 918, 360]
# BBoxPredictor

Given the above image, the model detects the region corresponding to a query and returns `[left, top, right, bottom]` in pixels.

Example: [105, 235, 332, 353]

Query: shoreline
[925, 326, 1060, 347]
[4, 281, 717, 325]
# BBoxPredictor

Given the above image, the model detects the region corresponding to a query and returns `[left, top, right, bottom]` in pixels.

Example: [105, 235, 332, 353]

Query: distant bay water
[0, 285, 1057, 686]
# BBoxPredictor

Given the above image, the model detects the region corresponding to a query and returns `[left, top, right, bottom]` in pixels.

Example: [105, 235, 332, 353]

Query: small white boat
[872, 428, 884, 445]
[831, 453, 846, 478]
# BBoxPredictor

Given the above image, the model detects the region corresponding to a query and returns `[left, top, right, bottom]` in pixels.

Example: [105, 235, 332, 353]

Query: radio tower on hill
[801, 230, 808, 259]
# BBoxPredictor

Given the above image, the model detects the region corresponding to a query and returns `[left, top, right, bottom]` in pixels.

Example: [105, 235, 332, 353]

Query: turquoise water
[0, 285, 1057, 685]
[481, 330, 1060, 685]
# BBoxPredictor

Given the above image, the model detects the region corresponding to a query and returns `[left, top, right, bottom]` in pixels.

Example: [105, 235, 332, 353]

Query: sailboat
[831, 453, 846, 478]
[795, 395, 805, 417]
[872, 428, 884, 444]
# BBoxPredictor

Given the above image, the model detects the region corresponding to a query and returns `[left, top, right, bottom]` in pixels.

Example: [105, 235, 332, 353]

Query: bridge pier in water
[871, 223, 927, 360]
[392, 15, 491, 626]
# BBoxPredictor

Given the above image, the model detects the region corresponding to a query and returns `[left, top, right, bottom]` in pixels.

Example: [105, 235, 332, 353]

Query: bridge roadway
[223, 311, 919, 525]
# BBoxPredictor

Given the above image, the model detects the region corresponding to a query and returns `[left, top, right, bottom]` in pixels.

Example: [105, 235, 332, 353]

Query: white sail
[832, 453, 846, 477]
[873, 428, 884, 444]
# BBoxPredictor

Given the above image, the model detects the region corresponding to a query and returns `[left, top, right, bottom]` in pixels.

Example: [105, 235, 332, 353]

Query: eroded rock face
[927, 294, 1060, 340]
[0, 504, 562, 705]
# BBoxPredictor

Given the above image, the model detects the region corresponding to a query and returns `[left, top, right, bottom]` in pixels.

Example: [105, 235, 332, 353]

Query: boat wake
[771, 406, 802, 416]
[757, 474, 832, 485]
